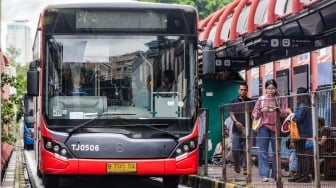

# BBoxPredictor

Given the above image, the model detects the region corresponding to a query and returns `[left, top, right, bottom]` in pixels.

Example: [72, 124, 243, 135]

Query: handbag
[252, 96, 264, 131]
[281, 113, 293, 136]
[252, 117, 262, 131]
[290, 120, 300, 141]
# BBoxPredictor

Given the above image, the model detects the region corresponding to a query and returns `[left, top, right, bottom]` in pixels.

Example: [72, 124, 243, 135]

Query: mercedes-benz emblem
[115, 143, 124, 152]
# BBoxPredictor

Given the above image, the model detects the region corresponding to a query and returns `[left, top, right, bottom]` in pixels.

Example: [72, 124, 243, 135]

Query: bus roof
[44, 1, 196, 12]
[40, 1, 198, 35]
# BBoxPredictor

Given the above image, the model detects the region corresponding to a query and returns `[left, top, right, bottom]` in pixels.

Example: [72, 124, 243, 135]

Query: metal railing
[200, 88, 336, 188]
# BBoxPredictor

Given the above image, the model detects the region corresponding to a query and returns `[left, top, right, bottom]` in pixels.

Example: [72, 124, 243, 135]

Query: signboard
[215, 57, 249, 69]
[248, 36, 315, 50]
[202, 49, 216, 74]
[293, 64, 309, 92]
[276, 69, 290, 96]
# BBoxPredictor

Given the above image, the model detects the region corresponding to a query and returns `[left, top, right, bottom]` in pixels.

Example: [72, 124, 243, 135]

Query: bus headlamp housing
[173, 138, 198, 158]
[43, 138, 72, 158]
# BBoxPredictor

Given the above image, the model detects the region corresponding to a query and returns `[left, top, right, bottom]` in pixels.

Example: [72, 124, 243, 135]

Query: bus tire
[42, 175, 59, 188]
[163, 175, 179, 188]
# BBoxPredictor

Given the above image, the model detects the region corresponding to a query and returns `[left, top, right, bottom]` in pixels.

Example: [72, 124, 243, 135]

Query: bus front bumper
[41, 149, 198, 175]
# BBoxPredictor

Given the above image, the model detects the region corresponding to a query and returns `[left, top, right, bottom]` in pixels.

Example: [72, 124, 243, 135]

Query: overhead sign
[215, 57, 249, 68]
[248, 36, 315, 50]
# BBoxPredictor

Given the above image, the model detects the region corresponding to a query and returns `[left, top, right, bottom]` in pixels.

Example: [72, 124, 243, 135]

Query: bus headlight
[43, 138, 72, 158]
[173, 138, 198, 158]
[53, 145, 60, 153]
[183, 144, 189, 152]
[60, 148, 67, 156]
[175, 148, 182, 155]
[189, 140, 196, 149]
[46, 141, 53, 149]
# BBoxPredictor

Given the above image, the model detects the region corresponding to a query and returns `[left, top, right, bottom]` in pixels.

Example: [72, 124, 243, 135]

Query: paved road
[24, 150, 191, 188]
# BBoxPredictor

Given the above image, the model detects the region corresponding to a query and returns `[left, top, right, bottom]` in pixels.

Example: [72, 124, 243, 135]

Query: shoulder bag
[252, 96, 264, 131]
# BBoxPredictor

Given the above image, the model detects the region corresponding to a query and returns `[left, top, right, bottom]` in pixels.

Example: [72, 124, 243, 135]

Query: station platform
[180, 163, 336, 188]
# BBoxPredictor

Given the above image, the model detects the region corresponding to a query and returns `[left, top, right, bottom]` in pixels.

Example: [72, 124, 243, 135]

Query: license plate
[107, 162, 137, 173]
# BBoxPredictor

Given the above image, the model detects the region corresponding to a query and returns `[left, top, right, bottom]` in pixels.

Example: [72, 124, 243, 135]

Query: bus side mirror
[202, 49, 216, 74]
[27, 60, 40, 96]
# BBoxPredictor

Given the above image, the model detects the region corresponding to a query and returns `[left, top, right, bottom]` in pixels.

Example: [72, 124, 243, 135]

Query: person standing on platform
[252, 79, 291, 182]
[288, 87, 313, 183]
[229, 82, 252, 175]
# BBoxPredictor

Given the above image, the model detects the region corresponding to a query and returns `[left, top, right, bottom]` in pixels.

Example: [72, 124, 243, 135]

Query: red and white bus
[27, 2, 200, 188]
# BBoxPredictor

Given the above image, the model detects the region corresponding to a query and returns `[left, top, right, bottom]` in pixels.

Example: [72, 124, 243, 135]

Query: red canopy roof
[199, 0, 320, 48]
[198, 0, 336, 70]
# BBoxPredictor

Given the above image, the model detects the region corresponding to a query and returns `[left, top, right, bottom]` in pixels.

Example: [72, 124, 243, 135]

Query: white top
[224, 117, 233, 139]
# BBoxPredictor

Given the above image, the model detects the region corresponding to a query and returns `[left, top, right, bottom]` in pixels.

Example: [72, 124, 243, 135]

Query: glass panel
[76, 10, 167, 30]
[45, 35, 196, 120]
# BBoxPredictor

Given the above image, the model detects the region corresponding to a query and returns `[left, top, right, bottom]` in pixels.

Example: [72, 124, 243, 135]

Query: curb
[1, 142, 32, 188]
[22, 149, 36, 188]
[1, 150, 15, 188]
[180, 175, 249, 188]
[180, 174, 225, 188]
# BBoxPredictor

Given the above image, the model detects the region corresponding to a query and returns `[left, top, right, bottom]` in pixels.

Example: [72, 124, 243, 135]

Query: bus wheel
[163, 175, 179, 188]
[42, 175, 59, 188]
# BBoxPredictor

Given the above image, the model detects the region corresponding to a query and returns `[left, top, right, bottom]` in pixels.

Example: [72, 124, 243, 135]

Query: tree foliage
[1, 46, 28, 143]
[139, 0, 233, 19]
[5, 46, 28, 102]
[1, 73, 20, 143]
[6, 45, 21, 65]
[13, 64, 29, 99]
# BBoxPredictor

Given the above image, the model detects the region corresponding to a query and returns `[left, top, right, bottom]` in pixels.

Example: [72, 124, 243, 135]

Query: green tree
[1, 73, 20, 143]
[14, 64, 28, 99]
[13, 64, 28, 122]
[5, 46, 27, 101]
[6, 45, 21, 65]
[139, 0, 233, 19]
[1, 47, 28, 143]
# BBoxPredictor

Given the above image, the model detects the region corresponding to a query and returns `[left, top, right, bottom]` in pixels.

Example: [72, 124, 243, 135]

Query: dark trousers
[294, 139, 311, 177]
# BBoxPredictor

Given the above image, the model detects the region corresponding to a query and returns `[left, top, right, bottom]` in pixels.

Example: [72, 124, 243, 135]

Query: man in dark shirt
[229, 82, 252, 174]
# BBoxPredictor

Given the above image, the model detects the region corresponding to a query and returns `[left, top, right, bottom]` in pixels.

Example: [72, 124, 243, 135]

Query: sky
[1, 0, 133, 51]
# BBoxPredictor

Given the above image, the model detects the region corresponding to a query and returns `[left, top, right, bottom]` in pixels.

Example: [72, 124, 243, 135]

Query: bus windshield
[45, 34, 197, 121]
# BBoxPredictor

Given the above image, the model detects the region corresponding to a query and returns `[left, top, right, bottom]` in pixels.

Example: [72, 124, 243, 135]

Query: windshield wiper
[66, 114, 179, 142]
[67, 112, 137, 135]
[138, 124, 179, 140]
[67, 118, 97, 135]
[65, 117, 101, 143]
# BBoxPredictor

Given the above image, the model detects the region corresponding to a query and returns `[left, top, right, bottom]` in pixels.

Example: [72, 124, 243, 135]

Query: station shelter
[198, 0, 336, 158]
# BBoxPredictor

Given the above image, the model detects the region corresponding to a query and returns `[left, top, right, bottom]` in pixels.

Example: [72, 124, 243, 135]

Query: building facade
[6, 20, 32, 65]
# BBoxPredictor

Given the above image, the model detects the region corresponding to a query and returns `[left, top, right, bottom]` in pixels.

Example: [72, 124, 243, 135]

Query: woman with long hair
[252, 79, 291, 182]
